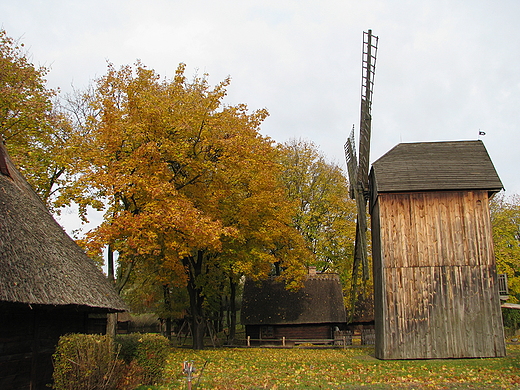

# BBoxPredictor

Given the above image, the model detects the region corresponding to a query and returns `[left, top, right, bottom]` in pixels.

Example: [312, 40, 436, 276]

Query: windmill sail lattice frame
[344, 30, 378, 310]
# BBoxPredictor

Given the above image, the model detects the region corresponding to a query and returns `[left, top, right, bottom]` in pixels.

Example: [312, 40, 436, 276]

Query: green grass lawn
[156, 344, 520, 389]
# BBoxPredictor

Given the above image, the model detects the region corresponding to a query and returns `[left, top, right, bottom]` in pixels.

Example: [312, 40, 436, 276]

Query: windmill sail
[344, 126, 358, 199]
[358, 29, 378, 193]
[344, 30, 378, 317]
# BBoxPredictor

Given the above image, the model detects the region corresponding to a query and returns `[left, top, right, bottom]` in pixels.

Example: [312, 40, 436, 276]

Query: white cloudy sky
[2, 0, 520, 229]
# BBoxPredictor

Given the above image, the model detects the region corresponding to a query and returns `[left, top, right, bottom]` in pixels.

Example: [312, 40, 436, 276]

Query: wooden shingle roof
[0, 141, 127, 311]
[241, 274, 346, 325]
[370, 140, 503, 194]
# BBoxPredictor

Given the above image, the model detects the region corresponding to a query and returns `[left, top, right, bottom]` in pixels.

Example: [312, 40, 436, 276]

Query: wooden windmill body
[345, 31, 506, 359]
[370, 141, 506, 359]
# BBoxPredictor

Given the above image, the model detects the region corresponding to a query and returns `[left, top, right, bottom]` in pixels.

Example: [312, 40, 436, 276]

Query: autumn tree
[278, 139, 357, 275]
[0, 29, 72, 206]
[490, 193, 520, 302]
[67, 62, 308, 348]
[207, 135, 310, 343]
[120, 256, 189, 338]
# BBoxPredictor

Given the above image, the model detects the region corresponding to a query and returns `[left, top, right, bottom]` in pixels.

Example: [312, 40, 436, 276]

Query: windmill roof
[0, 141, 127, 311]
[370, 140, 503, 193]
[241, 274, 346, 325]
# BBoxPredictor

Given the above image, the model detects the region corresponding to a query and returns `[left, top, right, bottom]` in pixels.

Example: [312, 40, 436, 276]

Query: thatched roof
[0, 141, 127, 311]
[370, 140, 503, 194]
[241, 274, 346, 325]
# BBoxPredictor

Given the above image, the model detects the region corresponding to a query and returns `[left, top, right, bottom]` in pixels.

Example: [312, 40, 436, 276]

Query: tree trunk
[192, 315, 205, 350]
[106, 246, 117, 339]
[107, 245, 134, 294]
[106, 312, 117, 338]
[228, 276, 237, 344]
[217, 297, 224, 333]
[107, 245, 115, 283]
[163, 285, 172, 340]
[165, 317, 172, 340]
[183, 250, 206, 350]
[115, 258, 133, 294]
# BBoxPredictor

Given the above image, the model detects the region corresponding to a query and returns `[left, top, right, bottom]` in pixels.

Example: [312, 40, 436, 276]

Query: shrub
[116, 360, 146, 390]
[114, 333, 171, 385]
[134, 333, 171, 385]
[503, 307, 520, 330]
[52, 334, 123, 390]
[115, 334, 141, 364]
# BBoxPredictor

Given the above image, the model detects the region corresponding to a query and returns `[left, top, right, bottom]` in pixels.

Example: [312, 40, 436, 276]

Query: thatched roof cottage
[0, 141, 126, 389]
[241, 268, 346, 343]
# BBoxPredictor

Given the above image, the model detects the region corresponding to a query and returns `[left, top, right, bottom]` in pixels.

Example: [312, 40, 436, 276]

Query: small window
[498, 274, 508, 296]
[260, 326, 274, 339]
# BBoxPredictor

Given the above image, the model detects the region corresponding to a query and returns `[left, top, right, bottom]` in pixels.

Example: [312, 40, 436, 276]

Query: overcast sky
[2, 0, 520, 231]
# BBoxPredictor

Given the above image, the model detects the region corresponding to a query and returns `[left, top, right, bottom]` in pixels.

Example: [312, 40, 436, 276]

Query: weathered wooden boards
[372, 190, 506, 359]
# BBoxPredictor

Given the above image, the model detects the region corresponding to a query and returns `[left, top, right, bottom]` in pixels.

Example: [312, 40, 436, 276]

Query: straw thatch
[241, 274, 346, 326]
[0, 141, 126, 311]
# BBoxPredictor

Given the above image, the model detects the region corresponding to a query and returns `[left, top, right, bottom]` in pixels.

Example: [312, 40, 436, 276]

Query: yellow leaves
[278, 138, 357, 286]
[162, 347, 519, 389]
[63, 59, 318, 322]
[490, 193, 520, 300]
[1, 29, 68, 205]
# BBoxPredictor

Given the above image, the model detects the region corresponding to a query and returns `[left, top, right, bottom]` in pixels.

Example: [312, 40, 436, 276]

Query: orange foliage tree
[66, 62, 309, 348]
[0, 29, 72, 206]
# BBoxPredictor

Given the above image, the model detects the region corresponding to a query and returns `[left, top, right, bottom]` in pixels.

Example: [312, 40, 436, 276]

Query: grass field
[156, 344, 520, 389]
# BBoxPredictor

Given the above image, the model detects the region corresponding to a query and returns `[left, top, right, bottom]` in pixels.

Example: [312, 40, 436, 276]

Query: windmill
[344, 30, 379, 311]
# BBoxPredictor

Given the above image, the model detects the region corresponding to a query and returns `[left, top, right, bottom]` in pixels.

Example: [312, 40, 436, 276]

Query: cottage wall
[0, 141, 124, 389]
[0, 303, 94, 390]
[246, 324, 334, 341]
[372, 190, 506, 359]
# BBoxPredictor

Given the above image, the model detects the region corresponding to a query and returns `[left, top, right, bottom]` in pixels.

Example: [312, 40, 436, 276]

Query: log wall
[246, 324, 334, 340]
[0, 303, 99, 390]
[372, 190, 506, 359]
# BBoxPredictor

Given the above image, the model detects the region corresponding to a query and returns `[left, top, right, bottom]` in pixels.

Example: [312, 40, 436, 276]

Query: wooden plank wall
[372, 190, 506, 359]
[0, 306, 34, 390]
[272, 324, 332, 339]
[245, 324, 333, 340]
[0, 304, 90, 390]
[371, 199, 386, 358]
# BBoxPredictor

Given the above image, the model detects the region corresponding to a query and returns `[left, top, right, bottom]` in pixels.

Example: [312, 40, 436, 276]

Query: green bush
[52, 334, 123, 390]
[503, 307, 520, 330]
[115, 334, 141, 364]
[134, 333, 171, 385]
[53, 333, 170, 389]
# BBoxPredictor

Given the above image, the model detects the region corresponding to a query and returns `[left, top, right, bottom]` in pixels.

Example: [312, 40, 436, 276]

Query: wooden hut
[0, 141, 127, 389]
[241, 269, 346, 343]
[369, 140, 506, 359]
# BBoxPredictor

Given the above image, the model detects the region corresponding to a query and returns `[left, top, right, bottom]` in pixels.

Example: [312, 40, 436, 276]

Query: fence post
[282, 336, 285, 347]
[343, 336, 346, 349]
[247, 336, 250, 347]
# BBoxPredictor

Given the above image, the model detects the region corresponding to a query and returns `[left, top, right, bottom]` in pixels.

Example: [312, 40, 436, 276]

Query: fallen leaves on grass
[163, 345, 520, 389]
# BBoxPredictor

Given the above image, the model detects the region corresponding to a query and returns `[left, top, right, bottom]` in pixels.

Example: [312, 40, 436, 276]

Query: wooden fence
[238, 329, 376, 347]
